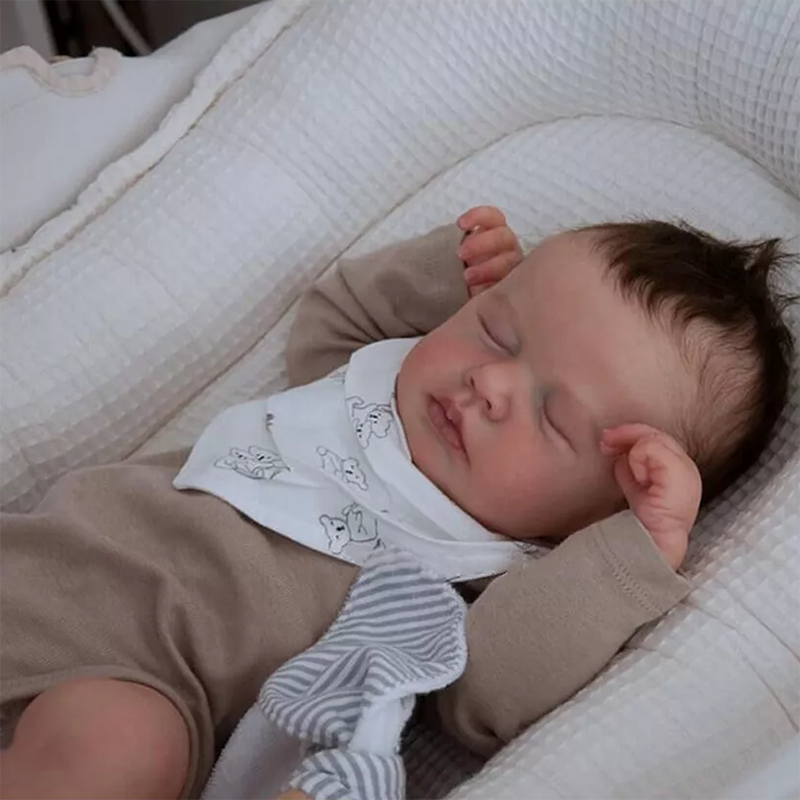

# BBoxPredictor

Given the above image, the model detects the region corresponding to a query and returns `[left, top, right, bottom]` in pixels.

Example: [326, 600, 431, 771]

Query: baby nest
[1, 1, 798, 797]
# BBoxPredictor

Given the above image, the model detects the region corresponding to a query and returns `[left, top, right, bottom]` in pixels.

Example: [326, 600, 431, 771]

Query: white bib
[174, 338, 540, 581]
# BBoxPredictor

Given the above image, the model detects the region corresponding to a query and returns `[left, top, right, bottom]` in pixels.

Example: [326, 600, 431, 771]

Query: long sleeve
[286, 225, 466, 387]
[434, 511, 691, 756]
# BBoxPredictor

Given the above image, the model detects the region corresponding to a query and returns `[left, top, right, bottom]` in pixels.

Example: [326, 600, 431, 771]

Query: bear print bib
[174, 338, 537, 581]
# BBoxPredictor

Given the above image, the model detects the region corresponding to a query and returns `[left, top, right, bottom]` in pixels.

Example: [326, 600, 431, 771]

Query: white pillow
[0, 4, 259, 253]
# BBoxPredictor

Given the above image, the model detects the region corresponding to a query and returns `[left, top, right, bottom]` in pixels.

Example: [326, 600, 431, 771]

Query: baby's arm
[437, 426, 700, 755]
[435, 512, 691, 755]
[286, 225, 467, 387]
[286, 207, 520, 386]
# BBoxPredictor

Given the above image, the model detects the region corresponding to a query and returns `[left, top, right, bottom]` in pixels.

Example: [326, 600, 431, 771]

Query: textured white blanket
[1, 1, 798, 797]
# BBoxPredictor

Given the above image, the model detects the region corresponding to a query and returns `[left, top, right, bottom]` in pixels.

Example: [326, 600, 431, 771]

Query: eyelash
[542, 399, 570, 448]
[478, 315, 509, 353]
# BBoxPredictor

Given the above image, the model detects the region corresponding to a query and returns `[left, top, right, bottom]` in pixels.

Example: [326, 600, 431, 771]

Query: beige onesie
[0, 225, 690, 797]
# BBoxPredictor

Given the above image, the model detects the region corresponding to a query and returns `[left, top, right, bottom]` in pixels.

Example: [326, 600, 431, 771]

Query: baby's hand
[601, 423, 702, 570]
[456, 206, 524, 297]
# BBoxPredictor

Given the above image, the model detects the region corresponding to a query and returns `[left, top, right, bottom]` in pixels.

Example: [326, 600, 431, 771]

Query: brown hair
[583, 219, 797, 502]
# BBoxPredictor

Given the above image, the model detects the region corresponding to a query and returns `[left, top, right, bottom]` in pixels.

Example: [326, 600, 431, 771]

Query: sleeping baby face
[395, 229, 696, 541]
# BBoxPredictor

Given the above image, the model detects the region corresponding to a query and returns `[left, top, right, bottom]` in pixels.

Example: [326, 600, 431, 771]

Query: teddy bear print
[346, 396, 394, 447]
[319, 502, 380, 555]
[214, 445, 289, 480]
[316, 446, 368, 491]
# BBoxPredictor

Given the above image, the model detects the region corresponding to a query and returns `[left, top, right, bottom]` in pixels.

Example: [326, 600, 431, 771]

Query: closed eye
[478, 314, 510, 353]
[543, 400, 576, 454]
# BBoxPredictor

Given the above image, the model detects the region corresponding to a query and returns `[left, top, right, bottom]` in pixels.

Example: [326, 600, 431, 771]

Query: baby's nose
[466, 362, 514, 422]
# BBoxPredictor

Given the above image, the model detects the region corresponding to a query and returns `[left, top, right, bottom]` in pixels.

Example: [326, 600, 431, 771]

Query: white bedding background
[1, 1, 798, 798]
[0, 3, 261, 254]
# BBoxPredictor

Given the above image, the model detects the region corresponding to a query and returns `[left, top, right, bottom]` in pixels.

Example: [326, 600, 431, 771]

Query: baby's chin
[464, 496, 615, 542]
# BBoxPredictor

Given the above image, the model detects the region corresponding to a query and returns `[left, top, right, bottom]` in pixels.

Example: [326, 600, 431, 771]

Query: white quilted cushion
[0, 4, 259, 253]
[1, 1, 798, 798]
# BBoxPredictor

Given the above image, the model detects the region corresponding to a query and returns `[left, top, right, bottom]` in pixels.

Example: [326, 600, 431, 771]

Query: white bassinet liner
[0, 3, 261, 254]
[1, 1, 798, 798]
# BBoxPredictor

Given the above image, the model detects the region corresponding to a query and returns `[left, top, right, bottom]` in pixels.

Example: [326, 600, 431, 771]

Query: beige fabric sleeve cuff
[434, 511, 691, 756]
[590, 511, 692, 616]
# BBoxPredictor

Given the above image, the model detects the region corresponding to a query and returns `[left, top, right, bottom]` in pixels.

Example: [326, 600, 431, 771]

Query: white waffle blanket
[1, 1, 798, 797]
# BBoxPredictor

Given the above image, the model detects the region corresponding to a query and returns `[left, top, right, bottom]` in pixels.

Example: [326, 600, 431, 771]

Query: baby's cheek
[468, 448, 616, 538]
[467, 450, 549, 526]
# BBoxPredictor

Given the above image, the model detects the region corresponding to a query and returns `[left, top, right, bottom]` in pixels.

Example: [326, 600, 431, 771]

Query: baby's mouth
[428, 396, 466, 455]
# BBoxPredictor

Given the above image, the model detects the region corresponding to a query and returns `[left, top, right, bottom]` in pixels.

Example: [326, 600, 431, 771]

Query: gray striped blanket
[202, 548, 468, 800]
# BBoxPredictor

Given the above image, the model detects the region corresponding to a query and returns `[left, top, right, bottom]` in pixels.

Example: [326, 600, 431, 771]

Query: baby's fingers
[613, 454, 648, 505]
[468, 282, 494, 297]
[458, 206, 507, 233]
[464, 253, 518, 287]
[601, 423, 686, 461]
[602, 423, 664, 451]
[627, 440, 674, 490]
[458, 227, 519, 265]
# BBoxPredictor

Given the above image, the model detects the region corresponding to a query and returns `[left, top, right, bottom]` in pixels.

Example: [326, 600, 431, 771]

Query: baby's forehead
[514, 229, 611, 284]
[499, 238, 699, 437]
[509, 227, 761, 461]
